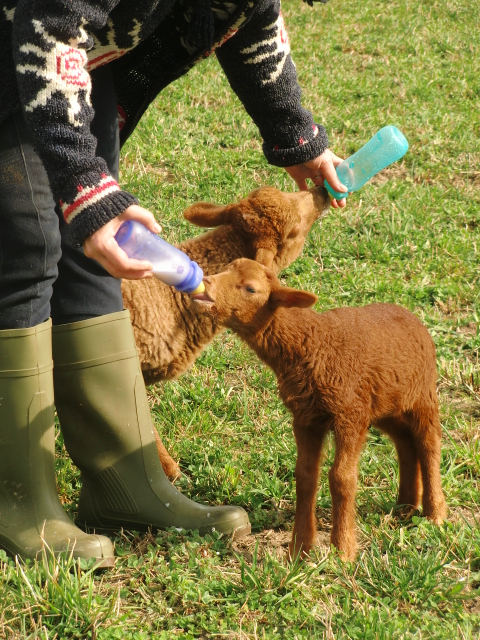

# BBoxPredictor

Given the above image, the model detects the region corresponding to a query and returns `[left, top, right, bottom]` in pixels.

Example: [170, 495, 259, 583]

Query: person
[0, 0, 348, 566]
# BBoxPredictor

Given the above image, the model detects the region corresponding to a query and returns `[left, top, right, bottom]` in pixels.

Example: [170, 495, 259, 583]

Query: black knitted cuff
[263, 123, 329, 167]
[63, 190, 139, 247]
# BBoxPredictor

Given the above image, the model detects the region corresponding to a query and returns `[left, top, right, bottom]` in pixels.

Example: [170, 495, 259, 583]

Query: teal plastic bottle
[324, 125, 409, 200]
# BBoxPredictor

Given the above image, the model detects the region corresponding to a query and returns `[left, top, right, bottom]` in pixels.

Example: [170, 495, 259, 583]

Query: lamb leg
[328, 420, 368, 560]
[154, 430, 181, 481]
[376, 417, 423, 515]
[289, 421, 327, 560]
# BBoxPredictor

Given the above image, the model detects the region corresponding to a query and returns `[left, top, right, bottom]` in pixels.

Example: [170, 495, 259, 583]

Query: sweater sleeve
[215, 0, 328, 168]
[12, 0, 138, 246]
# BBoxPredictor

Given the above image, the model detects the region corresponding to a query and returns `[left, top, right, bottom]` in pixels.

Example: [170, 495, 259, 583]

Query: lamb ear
[269, 287, 317, 309]
[183, 202, 231, 227]
[255, 247, 275, 268]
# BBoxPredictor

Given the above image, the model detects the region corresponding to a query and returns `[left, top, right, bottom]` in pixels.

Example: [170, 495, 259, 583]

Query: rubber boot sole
[80, 521, 251, 541]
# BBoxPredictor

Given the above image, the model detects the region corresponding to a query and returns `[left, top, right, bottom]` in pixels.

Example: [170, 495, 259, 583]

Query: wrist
[263, 123, 329, 167]
[63, 189, 139, 247]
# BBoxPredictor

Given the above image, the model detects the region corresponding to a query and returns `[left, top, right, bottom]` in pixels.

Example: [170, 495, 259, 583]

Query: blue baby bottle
[115, 220, 205, 294]
[324, 125, 409, 200]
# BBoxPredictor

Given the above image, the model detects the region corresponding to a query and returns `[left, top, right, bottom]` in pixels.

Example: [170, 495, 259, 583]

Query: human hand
[285, 149, 348, 208]
[83, 205, 162, 279]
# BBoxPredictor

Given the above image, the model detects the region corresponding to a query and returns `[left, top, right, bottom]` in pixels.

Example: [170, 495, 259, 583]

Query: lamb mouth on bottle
[190, 291, 214, 304]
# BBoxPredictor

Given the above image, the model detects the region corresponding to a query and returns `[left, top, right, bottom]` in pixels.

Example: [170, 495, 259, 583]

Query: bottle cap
[189, 281, 205, 295]
[324, 180, 349, 200]
[115, 220, 134, 247]
[175, 261, 204, 294]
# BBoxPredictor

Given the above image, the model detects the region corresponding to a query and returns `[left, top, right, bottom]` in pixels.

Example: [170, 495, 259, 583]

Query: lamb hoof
[425, 507, 447, 525]
[424, 499, 447, 525]
[163, 461, 182, 481]
[394, 504, 420, 520]
[334, 546, 357, 562]
[330, 535, 357, 561]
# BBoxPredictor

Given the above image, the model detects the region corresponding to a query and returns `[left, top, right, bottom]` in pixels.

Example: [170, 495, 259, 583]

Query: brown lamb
[191, 258, 447, 560]
[121, 185, 330, 479]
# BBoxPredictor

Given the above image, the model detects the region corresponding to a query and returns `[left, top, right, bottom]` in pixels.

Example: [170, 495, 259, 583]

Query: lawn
[1, 0, 480, 637]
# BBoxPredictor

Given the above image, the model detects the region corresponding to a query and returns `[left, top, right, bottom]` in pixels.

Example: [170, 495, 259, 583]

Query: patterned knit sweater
[0, 0, 329, 245]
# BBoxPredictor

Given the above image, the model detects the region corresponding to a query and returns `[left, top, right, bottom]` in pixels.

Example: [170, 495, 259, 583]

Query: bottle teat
[189, 281, 205, 295]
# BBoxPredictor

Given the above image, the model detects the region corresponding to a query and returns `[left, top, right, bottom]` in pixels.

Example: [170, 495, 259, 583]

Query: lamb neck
[234, 308, 314, 377]
[178, 227, 252, 276]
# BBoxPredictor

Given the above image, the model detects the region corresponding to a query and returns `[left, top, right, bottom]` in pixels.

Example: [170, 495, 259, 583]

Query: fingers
[285, 165, 309, 191]
[83, 203, 163, 280]
[330, 152, 345, 167]
[297, 178, 309, 191]
[321, 160, 347, 195]
[97, 259, 153, 280]
[122, 204, 162, 234]
[312, 174, 325, 187]
[330, 196, 347, 209]
[84, 233, 154, 279]
[292, 150, 348, 196]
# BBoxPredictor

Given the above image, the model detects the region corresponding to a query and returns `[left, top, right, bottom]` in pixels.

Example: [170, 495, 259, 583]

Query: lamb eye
[246, 286, 256, 294]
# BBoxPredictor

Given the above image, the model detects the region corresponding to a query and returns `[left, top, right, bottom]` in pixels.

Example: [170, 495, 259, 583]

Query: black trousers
[0, 66, 124, 330]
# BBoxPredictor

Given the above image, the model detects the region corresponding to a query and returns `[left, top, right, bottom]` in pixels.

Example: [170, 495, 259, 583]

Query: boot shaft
[53, 310, 150, 472]
[0, 320, 57, 510]
[0, 321, 55, 455]
[0, 320, 115, 564]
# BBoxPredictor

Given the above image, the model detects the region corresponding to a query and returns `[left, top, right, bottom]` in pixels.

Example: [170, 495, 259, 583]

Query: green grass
[1, 0, 480, 637]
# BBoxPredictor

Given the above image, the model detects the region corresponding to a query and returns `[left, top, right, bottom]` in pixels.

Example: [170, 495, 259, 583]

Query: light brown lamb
[121, 185, 330, 479]
[191, 258, 447, 560]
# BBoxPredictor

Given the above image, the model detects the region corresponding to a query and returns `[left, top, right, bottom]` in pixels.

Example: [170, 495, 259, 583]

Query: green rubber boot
[52, 311, 251, 540]
[0, 320, 115, 566]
